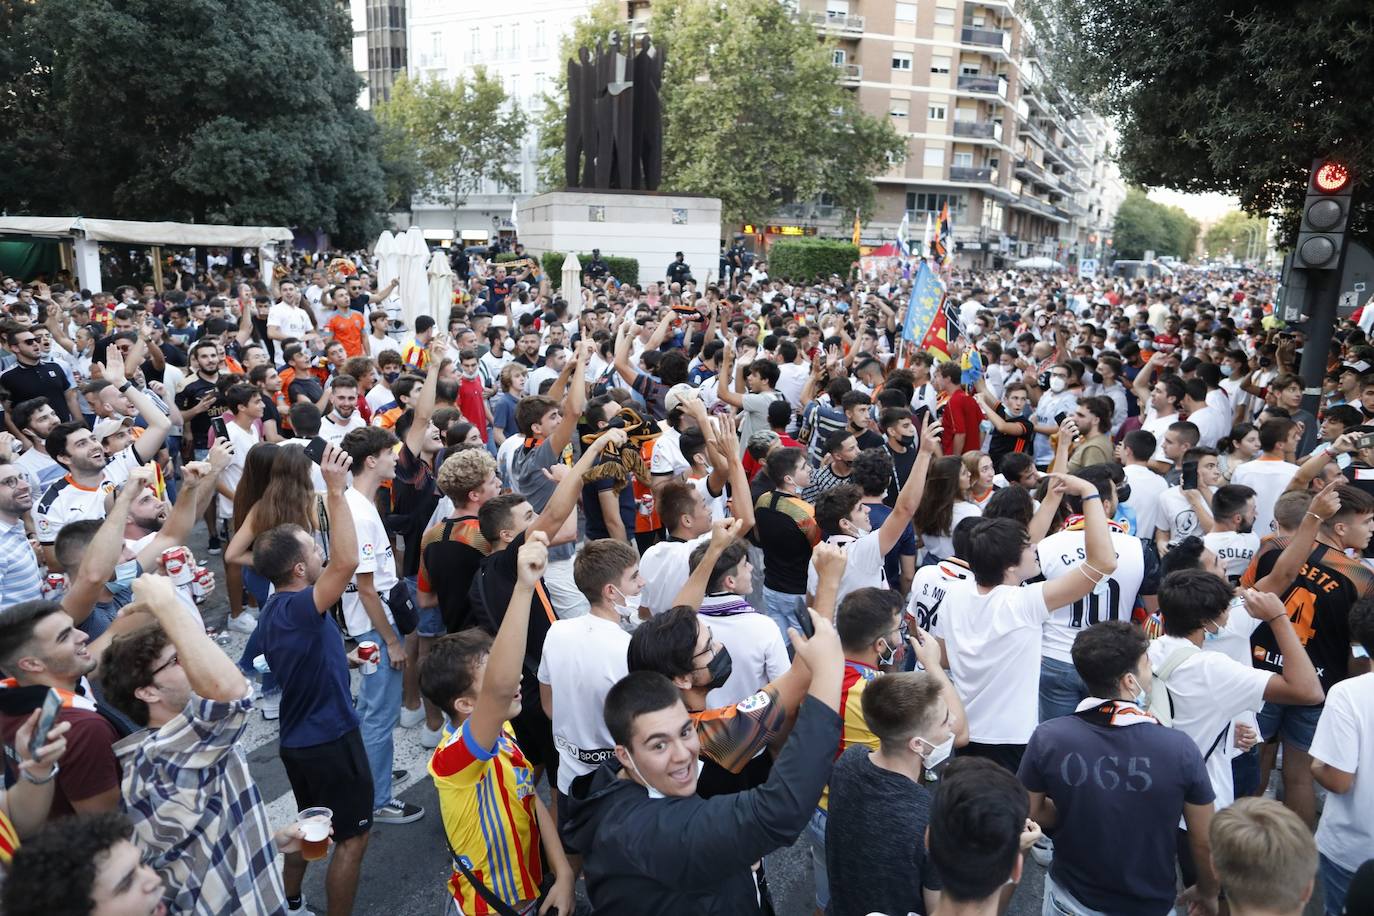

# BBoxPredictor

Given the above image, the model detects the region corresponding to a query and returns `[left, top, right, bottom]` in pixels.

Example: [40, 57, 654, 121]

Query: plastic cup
[297, 807, 333, 861]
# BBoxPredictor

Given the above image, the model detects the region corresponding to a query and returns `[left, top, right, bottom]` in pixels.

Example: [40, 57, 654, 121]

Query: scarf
[1073, 697, 1157, 727]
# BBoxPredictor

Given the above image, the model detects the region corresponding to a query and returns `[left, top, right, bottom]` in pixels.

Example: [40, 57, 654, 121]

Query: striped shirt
[431, 719, 544, 914]
[116, 691, 286, 916]
[802, 464, 851, 503]
[818, 660, 881, 812]
[0, 516, 42, 609]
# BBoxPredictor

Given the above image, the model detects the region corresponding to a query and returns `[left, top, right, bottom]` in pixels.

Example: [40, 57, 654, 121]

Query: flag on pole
[901, 260, 948, 351]
[921, 212, 933, 261]
[851, 209, 862, 246]
[932, 202, 952, 266]
[896, 211, 911, 258]
[961, 347, 984, 385]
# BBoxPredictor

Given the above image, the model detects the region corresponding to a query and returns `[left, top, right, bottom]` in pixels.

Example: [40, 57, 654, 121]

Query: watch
[117, 381, 132, 393]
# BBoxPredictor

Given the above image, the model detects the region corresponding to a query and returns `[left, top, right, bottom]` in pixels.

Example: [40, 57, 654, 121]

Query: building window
[930, 55, 950, 74]
[960, 63, 981, 76]
[891, 99, 909, 118]
[494, 25, 504, 58]
[534, 20, 546, 49]
[928, 104, 947, 121]
[924, 147, 945, 167]
[906, 192, 964, 213]
[953, 151, 974, 167]
[470, 27, 481, 61]
[895, 2, 916, 22]
[832, 48, 847, 65]
[510, 27, 520, 56]
[826, 0, 850, 16]
[935, 8, 954, 25]
[431, 31, 442, 59]
[892, 52, 913, 71]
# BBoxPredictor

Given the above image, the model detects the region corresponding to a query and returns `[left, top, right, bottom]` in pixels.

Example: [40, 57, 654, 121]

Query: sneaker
[420, 723, 442, 749]
[1030, 836, 1054, 868]
[285, 897, 314, 914]
[373, 798, 424, 824]
[259, 691, 281, 721]
[207, 535, 222, 555]
[226, 612, 258, 635]
[399, 704, 425, 729]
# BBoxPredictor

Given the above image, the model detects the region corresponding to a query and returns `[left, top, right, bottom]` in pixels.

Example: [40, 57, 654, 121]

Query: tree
[1203, 211, 1268, 261]
[1111, 188, 1198, 260]
[1030, 0, 1374, 245]
[536, 0, 905, 228]
[377, 70, 524, 234]
[0, 0, 388, 247]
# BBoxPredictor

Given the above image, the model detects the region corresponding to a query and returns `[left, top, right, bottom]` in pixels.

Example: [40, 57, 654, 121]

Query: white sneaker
[285, 897, 313, 914]
[259, 691, 281, 721]
[226, 612, 258, 635]
[420, 723, 442, 749]
[399, 704, 425, 729]
[1030, 836, 1054, 868]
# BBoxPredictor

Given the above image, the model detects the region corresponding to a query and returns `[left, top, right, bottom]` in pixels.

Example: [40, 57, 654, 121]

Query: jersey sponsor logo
[361, 542, 375, 560]
[736, 691, 771, 714]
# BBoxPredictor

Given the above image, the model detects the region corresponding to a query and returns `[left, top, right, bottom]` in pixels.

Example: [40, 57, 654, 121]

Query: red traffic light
[1314, 160, 1350, 193]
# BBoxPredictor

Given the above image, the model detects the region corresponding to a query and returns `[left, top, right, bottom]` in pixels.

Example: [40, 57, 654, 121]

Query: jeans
[1231, 745, 1261, 799]
[1319, 853, 1355, 916]
[1257, 700, 1323, 751]
[542, 557, 589, 619]
[1043, 872, 1109, 916]
[805, 807, 830, 911]
[761, 587, 807, 648]
[356, 627, 402, 809]
[1039, 656, 1088, 722]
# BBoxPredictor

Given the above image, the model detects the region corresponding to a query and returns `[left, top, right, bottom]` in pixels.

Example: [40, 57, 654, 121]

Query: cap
[93, 416, 135, 441]
[664, 383, 700, 413]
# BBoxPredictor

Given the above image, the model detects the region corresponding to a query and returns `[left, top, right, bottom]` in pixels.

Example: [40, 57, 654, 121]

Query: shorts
[406, 576, 446, 638]
[511, 691, 557, 777]
[957, 741, 1026, 774]
[280, 728, 374, 842]
[1256, 700, 1323, 752]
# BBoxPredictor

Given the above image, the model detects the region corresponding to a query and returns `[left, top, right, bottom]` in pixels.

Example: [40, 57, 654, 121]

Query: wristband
[1081, 493, 1101, 501]
[1307, 511, 1327, 523]
[118, 381, 132, 393]
[21, 761, 59, 785]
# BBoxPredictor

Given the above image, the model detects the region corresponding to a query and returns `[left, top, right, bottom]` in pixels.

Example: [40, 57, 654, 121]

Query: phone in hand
[1181, 460, 1199, 491]
[210, 416, 229, 444]
[303, 436, 328, 465]
[1357, 434, 1374, 451]
[30, 688, 61, 761]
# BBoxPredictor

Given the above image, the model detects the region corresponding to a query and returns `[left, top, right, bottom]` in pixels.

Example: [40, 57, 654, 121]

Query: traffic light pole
[1296, 245, 1348, 420]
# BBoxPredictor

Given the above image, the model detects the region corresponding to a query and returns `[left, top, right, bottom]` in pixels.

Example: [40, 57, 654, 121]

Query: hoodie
[564, 696, 841, 915]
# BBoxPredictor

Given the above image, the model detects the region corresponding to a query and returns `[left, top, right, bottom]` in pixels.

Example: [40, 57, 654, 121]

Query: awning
[0, 216, 293, 247]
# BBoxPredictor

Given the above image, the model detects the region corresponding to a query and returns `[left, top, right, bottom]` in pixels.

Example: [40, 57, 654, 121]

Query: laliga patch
[736, 692, 771, 713]
[361, 542, 375, 560]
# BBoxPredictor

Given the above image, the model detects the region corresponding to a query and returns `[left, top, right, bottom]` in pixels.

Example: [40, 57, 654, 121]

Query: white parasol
[427, 251, 455, 319]
[561, 252, 583, 315]
[397, 226, 431, 331]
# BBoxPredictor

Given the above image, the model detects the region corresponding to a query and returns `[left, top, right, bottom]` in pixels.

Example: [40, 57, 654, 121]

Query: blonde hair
[1210, 798, 1316, 913]
[437, 449, 497, 504]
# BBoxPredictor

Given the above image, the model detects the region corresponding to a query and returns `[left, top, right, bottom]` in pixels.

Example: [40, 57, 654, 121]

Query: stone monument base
[518, 190, 722, 288]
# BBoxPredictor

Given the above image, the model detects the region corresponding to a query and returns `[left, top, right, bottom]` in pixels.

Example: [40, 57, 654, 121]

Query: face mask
[383, 371, 400, 384]
[1090, 371, 1103, 384]
[1218, 364, 1232, 378]
[624, 753, 703, 799]
[1049, 376, 1067, 393]
[876, 636, 903, 668]
[898, 434, 916, 448]
[703, 645, 732, 690]
[462, 369, 479, 380]
[916, 732, 954, 769]
[610, 586, 642, 623]
[1203, 622, 1224, 642]
[1127, 673, 1148, 707]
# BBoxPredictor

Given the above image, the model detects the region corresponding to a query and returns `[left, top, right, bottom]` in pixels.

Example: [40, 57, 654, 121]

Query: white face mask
[1049, 376, 1067, 394]
[916, 732, 954, 769]
[611, 586, 642, 623]
[624, 752, 703, 799]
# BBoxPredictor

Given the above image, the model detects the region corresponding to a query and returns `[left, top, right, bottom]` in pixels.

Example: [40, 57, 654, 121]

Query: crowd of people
[0, 246, 1371, 916]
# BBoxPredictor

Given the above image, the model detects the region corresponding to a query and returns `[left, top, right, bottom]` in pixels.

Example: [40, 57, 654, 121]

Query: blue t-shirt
[491, 392, 520, 439]
[1017, 710, 1215, 915]
[260, 586, 359, 749]
[865, 503, 916, 586]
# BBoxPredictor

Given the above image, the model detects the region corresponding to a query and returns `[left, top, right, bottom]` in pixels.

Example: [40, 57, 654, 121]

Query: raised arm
[133, 574, 248, 702]
[670, 518, 743, 610]
[312, 445, 360, 613]
[62, 465, 157, 623]
[528, 427, 628, 542]
[1041, 474, 1117, 611]
[101, 347, 170, 462]
[404, 335, 447, 457]
[612, 321, 639, 386]
[1251, 481, 1337, 595]
[879, 416, 940, 555]
[546, 341, 589, 456]
[644, 310, 674, 351]
[469, 534, 546, 751]
[714, 333, 744, 409]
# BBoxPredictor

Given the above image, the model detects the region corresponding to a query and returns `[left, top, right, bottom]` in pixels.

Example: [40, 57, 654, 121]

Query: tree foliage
[377, 70, 524, 232]
[1203, 211, 1268, 261]
[1029, 0, 1374, 244]
[536, 0, 905, 228]
[768, 241, 860, 284]
[0, 0, 388, 247]
[1112, 189, 1199, 260]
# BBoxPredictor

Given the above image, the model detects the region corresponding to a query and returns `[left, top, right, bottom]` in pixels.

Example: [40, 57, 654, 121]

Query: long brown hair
[913, 456, 961, 537]
[232, 443, 280, 530]
[254, 445, 320, 533]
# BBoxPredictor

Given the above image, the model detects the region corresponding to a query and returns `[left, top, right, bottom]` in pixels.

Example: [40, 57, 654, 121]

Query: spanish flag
[851, 209, 862, 246]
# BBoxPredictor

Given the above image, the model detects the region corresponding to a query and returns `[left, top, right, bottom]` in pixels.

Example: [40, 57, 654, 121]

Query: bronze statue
[565, 33, 663, 191]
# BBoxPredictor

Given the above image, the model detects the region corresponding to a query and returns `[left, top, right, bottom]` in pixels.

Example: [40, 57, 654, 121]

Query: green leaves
[1111, 189, 1198, 260]
[536, 0, 904, 227]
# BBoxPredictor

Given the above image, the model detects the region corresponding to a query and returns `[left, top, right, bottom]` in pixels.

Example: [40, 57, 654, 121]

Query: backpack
[1148, 643, 1198, 728]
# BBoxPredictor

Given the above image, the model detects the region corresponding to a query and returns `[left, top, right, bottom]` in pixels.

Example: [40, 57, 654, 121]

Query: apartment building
[350, 0, 408, 110]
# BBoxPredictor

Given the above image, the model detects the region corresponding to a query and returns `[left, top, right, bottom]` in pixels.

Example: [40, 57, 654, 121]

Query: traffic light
[1293, 158, 1354, 270]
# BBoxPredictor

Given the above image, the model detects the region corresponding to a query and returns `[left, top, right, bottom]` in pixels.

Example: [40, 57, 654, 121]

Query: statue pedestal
[518, 190, 722, 287]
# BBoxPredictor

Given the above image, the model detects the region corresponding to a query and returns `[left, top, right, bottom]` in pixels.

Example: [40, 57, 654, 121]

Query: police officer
[666, 251, 692, 286]
[725, 236, 746, 284]
[585, 248, 610, 281]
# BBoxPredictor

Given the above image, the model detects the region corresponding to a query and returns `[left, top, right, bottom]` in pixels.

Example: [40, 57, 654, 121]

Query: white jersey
[906, 557, 974, 632]
[1037, 527, 1145, 664]
[1157, 486, 1214, 545]
[1203, 530, 1261, 581]
[537, 614, 630, 794]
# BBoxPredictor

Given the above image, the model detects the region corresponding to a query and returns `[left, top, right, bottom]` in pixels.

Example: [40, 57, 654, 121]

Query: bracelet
[117, 381, 132, 393]
[1307, 511, 1328, 523]
[21, 762, 59, 785]
[1081, 493, 1101, 501]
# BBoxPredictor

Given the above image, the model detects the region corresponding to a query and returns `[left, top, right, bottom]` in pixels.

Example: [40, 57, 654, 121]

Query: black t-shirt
[883, 442, 918, 507]
[583, 453, 636, 540]
[390, 444, 442, 577]
[469, 531, 552, 700]
[259, 393, 281, 432]
[420, 515, 488, 633]
[852, 428, 885, 451]
[1247, 541, 1374, 691]
[288, 375, 324, 406]
[0, 361, 73, 421]
[175, 376, 221, 449]
[988, 405, 1035, 470]
[825, 746, 941, 916]
[750, 490, 819, 594]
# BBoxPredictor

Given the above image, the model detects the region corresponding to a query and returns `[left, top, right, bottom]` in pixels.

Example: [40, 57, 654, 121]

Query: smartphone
[303, 436, 328, 465]
[1356, 434, 1374, 451]
[210, 416, 229, 444]
[1181, 460, 1199, 491]
[29, 688, 61, 761]
[1054, 411, 1069, 426]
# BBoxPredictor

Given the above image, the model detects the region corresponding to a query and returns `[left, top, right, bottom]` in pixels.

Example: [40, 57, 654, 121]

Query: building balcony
[797, 9, 865, 36]
[834, 62, 862, 85]
[415, 52, 446, 70]
[950, 166, 995, 184]
[1014, 156, 1045, 181]
[957, 74, 1006, 97]
[1018, 117, 1049, 148]
[961, 26, 1012, 54]
[952, 120, 1003, 142]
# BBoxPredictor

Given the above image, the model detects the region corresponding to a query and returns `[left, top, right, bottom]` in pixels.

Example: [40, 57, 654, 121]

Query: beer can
[191, 566, 214, 604]
[357, 640, 379, 676]
[42, 573, 65, 601]
[161, 546, 193, 586]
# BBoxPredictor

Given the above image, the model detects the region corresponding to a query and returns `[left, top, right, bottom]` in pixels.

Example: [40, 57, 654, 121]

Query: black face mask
[1090, 370, 1103, 384]
[899, 434, 916, 448]
[606, 416, 626, 429]
[1115, 483, 1131, 504]
[703, 645, 733, 690]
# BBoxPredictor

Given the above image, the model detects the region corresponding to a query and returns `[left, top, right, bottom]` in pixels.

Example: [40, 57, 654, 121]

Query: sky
[1146, 188, 1239, 223]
